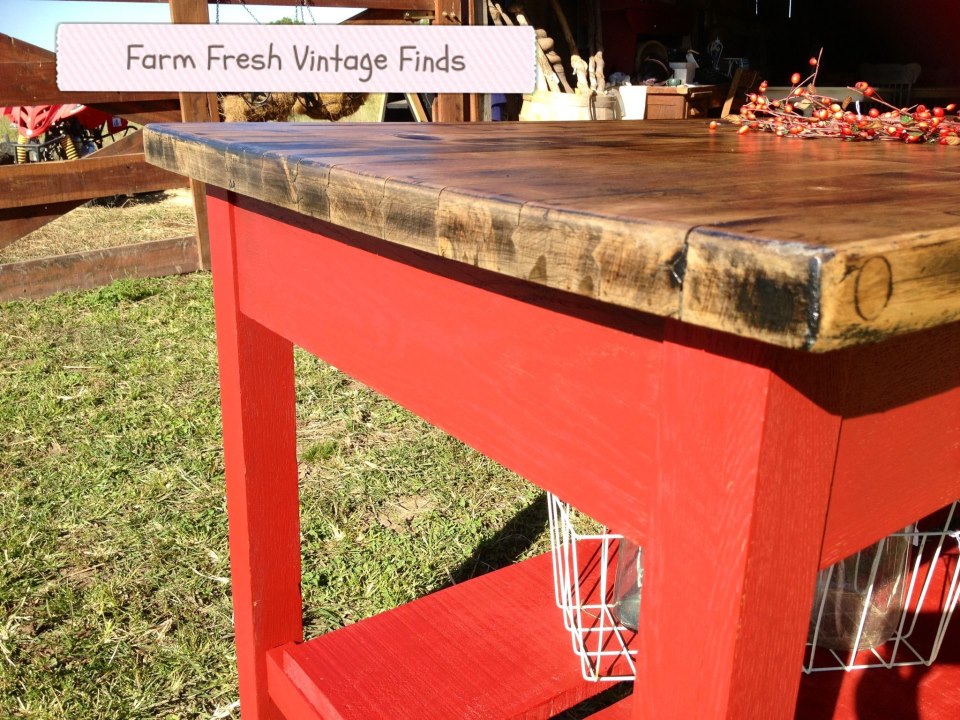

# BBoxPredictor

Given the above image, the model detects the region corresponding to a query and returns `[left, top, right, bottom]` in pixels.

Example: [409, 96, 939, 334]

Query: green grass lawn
[0, 274, 556, 718]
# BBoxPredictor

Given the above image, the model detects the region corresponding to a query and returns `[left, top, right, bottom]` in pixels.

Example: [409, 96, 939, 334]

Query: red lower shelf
[267, 551, 607, 719]
[266, 548, 959, 719]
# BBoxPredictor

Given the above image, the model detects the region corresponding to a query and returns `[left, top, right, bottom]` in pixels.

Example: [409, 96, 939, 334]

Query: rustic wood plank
[88, 99, 183, 126]
[143, 121, 960, 350]
[266, 551, 606, 719]
[0, 34, 176, 106]
[433, 0, 465, 122]
[0, 153, 187, 209]
[0, 200, 92, 251]
[0, 130, 175, 248]
[0, 32, 50, 63]
[0, 236, 199, 301]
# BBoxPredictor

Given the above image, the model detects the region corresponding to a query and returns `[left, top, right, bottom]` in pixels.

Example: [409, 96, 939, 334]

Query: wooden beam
[169, 0, 217, 271]
[0, 34, 177, 106]
[0, 32, 50, 63]
[0, 236, 200, 302]
[433, 0, 465, 121]
[0, 201, 84, 252]
[88, 99, 183, 126]
[0, 153, 187, 210]
[0, 130, 162, 248]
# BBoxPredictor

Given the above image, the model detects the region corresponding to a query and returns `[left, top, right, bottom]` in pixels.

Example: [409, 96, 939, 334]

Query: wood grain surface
[144, 121, 960, 350]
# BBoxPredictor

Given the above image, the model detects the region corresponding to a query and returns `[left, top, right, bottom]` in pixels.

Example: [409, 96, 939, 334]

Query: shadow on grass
[444, 490, 549, 585]
[85, 189, 171, 208]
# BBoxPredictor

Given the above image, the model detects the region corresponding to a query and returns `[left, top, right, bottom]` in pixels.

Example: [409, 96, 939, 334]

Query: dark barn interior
[526, 0, 960, 103]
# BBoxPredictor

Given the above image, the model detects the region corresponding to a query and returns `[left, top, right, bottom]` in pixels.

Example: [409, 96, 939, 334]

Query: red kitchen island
[144, 121, 960, 720]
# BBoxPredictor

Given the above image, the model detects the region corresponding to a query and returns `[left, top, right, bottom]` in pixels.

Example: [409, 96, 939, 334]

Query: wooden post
[466, 0, 483, 121]
[633, 321, 842, 720]
[168, 0, 218, 270]
[434, 0, 464, 121]
[207, 189, 303, 720]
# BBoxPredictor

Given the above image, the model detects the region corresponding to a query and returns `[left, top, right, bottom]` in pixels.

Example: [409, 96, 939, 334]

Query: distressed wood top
[143, 121, 960, 351]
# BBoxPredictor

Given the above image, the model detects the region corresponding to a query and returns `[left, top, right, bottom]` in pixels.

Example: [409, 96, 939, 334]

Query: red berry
[933, 107, 945, 117]
[868, 108, 880, 118]
[738, 124, 750, 134]
[809, 57, 818, 66]
[864, 86, 875, 97]
[790, 72, 802, 85]
[946, 103, 957, 112]
[708, 121, 718, 130]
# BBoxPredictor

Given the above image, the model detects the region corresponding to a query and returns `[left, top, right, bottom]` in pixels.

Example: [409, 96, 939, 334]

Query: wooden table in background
[643, 84, 723, 119]
[145, 121, 960, 720]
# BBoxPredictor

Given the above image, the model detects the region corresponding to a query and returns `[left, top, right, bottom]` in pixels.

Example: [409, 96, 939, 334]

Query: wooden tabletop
[144, 121, 960, 351]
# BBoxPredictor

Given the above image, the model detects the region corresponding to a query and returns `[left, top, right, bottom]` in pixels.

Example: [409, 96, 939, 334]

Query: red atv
[1, 104, 128, 164]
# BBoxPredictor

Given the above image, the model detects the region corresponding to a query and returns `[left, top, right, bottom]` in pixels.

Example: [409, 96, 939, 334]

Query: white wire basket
[547, 492, 960, 682]
[547, 492, 637, 682]
[804, 501, 960, 673]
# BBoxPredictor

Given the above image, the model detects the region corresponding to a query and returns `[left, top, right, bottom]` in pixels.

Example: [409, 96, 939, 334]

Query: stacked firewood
[488, 0, 606, 97]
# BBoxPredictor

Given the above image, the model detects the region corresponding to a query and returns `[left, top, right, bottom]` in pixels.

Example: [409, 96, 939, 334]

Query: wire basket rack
[804, 501, 960, 673]
[547, 492, 637, 682]
[547, 492, 959, 683]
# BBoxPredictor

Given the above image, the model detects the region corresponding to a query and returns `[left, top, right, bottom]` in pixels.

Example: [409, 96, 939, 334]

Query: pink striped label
[57, 24, 535, 93]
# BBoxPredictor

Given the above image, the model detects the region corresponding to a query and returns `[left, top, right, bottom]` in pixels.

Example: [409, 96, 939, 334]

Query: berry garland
[714, 53, 960, 146]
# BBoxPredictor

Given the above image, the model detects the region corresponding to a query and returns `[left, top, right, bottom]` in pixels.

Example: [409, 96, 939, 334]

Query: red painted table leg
[633, 322, 843, 720]
[209, 191, 303, 720]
